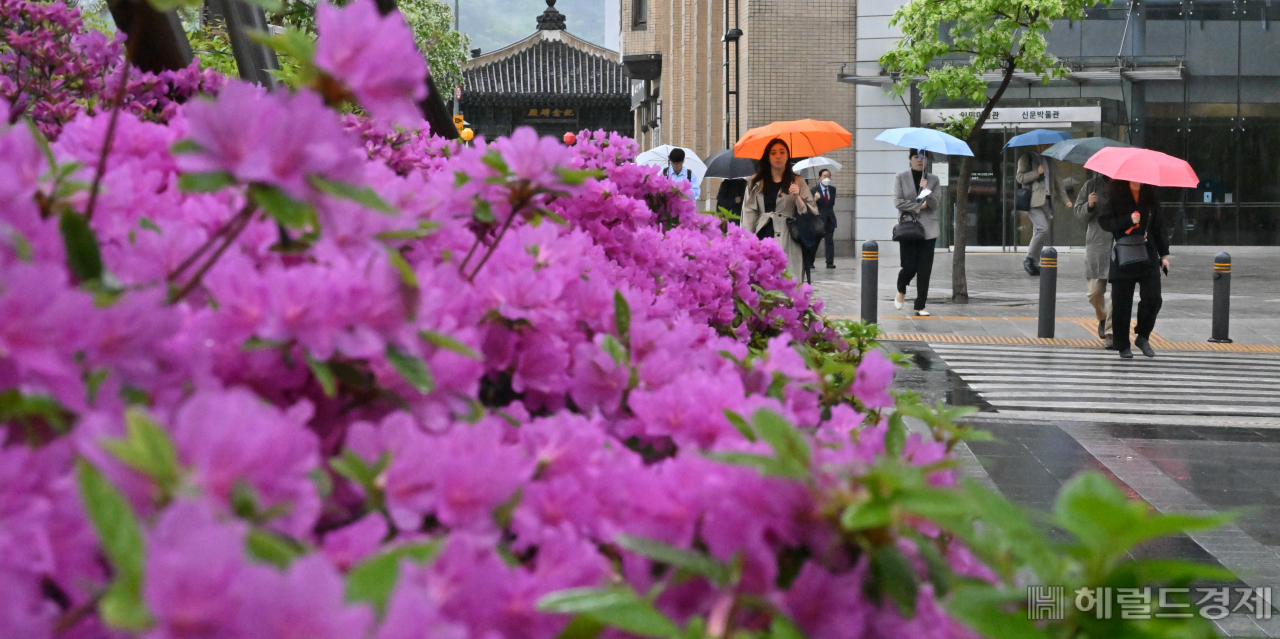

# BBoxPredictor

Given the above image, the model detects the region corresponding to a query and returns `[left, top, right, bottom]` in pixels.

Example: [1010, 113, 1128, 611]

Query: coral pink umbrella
[1083, 147, 1199, 188]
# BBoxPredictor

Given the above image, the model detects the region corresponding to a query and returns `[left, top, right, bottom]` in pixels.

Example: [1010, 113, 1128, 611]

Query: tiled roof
[462, 31, 628, 102]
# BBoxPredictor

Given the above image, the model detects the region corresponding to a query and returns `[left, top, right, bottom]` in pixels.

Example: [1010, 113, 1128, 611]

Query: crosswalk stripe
[969, 384, 1280, 397]
[961, 376, 1280, 391]
[942, 358, 1280, 374]
[929, 346, 1278, 366]
[925, 343, 1280, 422]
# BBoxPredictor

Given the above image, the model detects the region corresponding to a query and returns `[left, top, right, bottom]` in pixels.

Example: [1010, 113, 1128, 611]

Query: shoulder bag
[1113, 233, 1150, 267]
[1015, 187, 1032, 211]
[891, 212, 926, 242]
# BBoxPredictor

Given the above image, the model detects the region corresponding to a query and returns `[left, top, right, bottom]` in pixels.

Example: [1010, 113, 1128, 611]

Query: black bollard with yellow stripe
[1209, 252, 1232, 343]
[861, 240, 878, 325]
[1037, 247, 1057, 338]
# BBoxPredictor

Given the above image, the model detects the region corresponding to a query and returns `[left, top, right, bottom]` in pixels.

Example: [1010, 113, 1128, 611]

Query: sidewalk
[811, 250, 1280, 350]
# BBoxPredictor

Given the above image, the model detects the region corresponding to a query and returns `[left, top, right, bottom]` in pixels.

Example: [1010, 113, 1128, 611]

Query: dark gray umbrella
[704, 149, 757, 179]
[1041, 136, 1132, 165]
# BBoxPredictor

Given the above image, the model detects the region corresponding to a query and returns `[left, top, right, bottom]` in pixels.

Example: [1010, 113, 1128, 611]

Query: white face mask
[821, 178, 832, 186]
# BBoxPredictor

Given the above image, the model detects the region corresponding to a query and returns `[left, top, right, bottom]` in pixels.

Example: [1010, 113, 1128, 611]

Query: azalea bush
[0, 1, 1237, 638]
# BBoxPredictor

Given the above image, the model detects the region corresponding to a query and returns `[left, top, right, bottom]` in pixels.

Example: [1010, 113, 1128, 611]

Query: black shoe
[1119, 349, 1134, 359]
[1134, 335, 1156, 358]
[1097, 320, 1106, 340]
[825, 264, 836, 269]
[1104, 335, 1115, 350]
[1023, 257, 1040, 276]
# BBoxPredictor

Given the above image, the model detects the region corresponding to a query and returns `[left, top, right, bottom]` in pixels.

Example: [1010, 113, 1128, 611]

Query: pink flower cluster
[0, 2, 981, 638]
[0, 0, 224, 140]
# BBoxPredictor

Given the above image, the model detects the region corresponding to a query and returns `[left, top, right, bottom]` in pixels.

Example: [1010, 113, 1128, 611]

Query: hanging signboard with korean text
[920, 106, 1102, 128]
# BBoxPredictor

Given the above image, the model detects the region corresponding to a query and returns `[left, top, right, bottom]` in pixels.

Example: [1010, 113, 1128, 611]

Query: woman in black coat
[1097, 179, 1171, 359]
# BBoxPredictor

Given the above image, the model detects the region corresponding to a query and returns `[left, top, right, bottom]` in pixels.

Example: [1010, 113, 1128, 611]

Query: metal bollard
[1037, 247, 1058, 338]
[861, 240, 878, 325]
[1209, 252, 1232, 343]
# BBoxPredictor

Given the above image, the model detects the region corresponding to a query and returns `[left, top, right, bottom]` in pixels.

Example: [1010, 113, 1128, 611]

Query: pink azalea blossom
[314, 0, 427, 128]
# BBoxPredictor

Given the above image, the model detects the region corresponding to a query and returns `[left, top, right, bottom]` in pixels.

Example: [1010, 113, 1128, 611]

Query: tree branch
[83, 62, 131, 222]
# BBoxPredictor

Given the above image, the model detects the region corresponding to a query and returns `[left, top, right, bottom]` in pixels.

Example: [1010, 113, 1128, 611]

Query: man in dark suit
[810, 169, 838, 268]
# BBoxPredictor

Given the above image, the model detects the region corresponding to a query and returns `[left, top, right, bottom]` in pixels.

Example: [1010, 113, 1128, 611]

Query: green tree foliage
[880, 0, 1104, 302]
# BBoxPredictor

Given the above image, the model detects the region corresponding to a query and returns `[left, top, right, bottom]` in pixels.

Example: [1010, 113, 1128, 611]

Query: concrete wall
[853, 0, 911, 242]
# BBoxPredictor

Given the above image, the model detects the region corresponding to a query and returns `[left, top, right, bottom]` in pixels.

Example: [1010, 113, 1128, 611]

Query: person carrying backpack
[663, 148, 700, 200]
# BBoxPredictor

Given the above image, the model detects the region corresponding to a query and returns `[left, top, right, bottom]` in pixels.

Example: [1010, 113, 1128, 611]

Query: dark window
[632, 0, 647, 30]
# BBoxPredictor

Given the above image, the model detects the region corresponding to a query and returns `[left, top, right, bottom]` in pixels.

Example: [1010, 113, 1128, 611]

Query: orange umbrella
[733, 119, 852, 160]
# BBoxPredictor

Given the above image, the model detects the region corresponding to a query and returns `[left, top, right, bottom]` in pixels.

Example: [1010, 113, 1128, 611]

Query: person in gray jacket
[1016, 145, 1072, 275]
[1074, 173, 1114, 349]
[892, 149, 941, 316]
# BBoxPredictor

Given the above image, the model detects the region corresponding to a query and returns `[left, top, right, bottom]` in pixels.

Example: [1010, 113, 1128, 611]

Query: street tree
[881, 0, 1104, 303]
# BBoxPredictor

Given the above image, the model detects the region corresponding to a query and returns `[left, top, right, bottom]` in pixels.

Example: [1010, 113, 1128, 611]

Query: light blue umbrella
[1003, 128, 1073, 149]
[874, 127, 974, 157]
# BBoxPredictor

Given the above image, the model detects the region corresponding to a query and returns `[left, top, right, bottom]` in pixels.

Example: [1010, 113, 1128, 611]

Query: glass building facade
[923, 0, 1280, 248]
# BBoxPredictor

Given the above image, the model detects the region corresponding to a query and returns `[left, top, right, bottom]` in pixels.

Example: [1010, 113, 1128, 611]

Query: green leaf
[169, 139, 204, 155]
[599, 334, 629, 367]
[245, 528, 305, 568]
[473, 200, 496, 223]
[178, 170, 237, 193]
[138, 217, 163, 235]
[346, 541, 443, 613]
[751, 409, 810, 475]
[145, 0, 200, 13]
[236, 0, 283, 12]
[307, 353, 338, 397]
[0, 389, 74, 437]
[945, 583, 1049, 639]
[386, 248, 419, 289]
[247, 27, 316, 65]
[375, 222, 441, 241]
[419, 330, 481, 359]
[537, 587, 681, 639]
[481, 151, 510, 175]
[75, 458, 152, 630]
[766, 615, 806, 639]
[613, 290, 631, 342]
[308, 175, 396, 215]
[615, 534, 730, 585]
[385, 344, 435, 394]
[705, 450, 806, 479]
[556, 167, 603, 185]
[913, 536, 953, 597]
[249, 184, 314, 228]
[884, 412, 908, 457]
[100, 407, 181, 496]
[867, 544, 918, 617]
[723, 409, 756, 443]
[59, 210, 103, 282]
[555, 616, 606, 639]
[841, 500, 892, 531]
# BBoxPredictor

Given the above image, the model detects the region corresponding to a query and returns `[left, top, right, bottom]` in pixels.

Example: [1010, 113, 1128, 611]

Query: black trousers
[897, 238, 936, 311]
[821, 224, 836, 266]
[1110, 271, 1162, 351]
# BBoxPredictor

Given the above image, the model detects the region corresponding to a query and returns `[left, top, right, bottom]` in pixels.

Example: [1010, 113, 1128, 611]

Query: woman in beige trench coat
[740, 138, 818, 279]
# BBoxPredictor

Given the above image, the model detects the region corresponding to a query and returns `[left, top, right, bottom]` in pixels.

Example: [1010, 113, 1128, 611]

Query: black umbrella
[704, 149, 757, 179]
[1041, 136, 1132, 165]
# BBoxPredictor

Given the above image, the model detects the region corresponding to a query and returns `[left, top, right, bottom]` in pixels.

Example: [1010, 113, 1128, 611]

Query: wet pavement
[888, 340, 1280, 637]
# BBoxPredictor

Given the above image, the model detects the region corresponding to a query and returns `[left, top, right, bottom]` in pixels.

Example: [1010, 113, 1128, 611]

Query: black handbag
[1015, 187, 1032, 211]
[789, 211, 825, 242]
[1113, 234, 1150, 267]
[891, 214, 926, 242]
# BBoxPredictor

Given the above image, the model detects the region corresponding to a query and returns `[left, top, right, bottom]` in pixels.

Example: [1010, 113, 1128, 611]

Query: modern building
[843, 0, 1280, 248]
[619, 0, 858, 251]
[459, 1, 633, 141]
